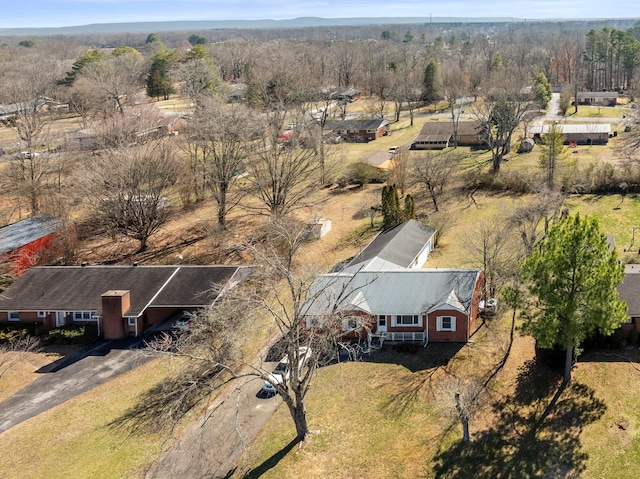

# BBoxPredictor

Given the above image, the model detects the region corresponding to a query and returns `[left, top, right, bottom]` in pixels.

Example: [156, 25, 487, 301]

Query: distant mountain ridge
[1, 16, 537, 36]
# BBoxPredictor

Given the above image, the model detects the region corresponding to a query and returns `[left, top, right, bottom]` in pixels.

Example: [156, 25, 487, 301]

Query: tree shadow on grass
[241, 438, 300, 479]
[432, 360, 607, 479]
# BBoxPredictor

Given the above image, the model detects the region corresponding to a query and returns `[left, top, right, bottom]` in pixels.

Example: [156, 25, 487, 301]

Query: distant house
[325, 118, 390, 142]
[0, 265, 253, 339]
[304, 269, 484, 345]
[0, 215, 75, 276]
[344, 220, 437, 272]
[71, 111, 185, 150]
[577, 91, 619, 106]
[322, 87, 361, 103]
[0, 98, 60, 122]
[413, 121, 485, 150]
[618, 264, 640, 338]
[530, 123, 612, 145]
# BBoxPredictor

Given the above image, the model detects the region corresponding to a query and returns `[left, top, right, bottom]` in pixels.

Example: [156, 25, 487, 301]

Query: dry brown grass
[0, 350, 62, 402]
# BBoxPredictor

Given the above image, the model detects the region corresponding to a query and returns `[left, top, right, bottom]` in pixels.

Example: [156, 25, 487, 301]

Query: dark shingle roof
[0, 265, 247, 316]
[0, 214, 68, 255]
[415, 121, 481, 141]
[619, 264, 640, 317]
[349, 220, 437, 269]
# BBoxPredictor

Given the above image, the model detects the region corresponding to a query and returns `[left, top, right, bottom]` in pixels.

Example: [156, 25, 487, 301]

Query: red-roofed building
[0, 215, 75, 276]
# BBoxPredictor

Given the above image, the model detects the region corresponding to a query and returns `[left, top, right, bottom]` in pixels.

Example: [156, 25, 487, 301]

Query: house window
[8, 311, 19, 321]
[127, 317, 136, 326]
[343, 316, 362, 331]
[437, 316, 456, 332]
[378, 315, 387, 326]
[73, 311, 94, 321]
[37, 311, 48, 318]
[396, 315, 420, 326]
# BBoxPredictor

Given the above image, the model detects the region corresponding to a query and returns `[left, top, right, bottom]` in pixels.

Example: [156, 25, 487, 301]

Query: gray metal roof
[0, 214, 68, 255]
[347, 220, 436, 270]
[530, 124, 611, 135]
[0, 265, 249, 316]
[303, 269, 481, 317]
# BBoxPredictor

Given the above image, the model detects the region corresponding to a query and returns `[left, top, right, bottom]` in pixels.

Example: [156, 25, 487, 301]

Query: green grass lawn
[566, 105, 630, 119]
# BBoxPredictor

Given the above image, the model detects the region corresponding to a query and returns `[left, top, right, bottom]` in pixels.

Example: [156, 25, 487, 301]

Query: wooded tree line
[1, 21, 640, 250]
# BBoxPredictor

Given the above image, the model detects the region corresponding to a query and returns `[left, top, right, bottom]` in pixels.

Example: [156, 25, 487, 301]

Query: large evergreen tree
[146, 49, 178, 101]
[520, 214, 627, 383]
[422, 59, 443, 102]
[533, 72, 553, 109]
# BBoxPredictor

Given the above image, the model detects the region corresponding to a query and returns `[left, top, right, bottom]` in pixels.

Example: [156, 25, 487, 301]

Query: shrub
[46, 325, 97, 345]
[0, 323, 40, 342]
[344, 162, 387, 186]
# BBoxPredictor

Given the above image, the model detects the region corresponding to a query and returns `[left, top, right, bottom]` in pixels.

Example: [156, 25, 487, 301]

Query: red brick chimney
[101, 290, 130, 340]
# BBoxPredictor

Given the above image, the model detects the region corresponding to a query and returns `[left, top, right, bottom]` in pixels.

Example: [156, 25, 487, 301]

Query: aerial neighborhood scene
[2, 1, 640, 477]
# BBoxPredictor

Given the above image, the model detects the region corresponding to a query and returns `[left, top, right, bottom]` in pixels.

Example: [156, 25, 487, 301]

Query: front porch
[370, 331, 428, 348]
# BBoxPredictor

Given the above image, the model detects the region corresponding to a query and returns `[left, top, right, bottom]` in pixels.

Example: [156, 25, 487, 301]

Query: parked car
[173, 312, 194, 331]
[262, 346, 312, 394]
[389, 145, 399, 153]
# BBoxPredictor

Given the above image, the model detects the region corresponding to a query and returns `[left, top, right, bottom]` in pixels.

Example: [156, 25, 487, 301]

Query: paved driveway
[0, 338, 153, 434]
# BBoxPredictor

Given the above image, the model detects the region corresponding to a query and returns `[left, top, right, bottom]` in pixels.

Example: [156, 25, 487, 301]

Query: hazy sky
[1, 0, 639, 28]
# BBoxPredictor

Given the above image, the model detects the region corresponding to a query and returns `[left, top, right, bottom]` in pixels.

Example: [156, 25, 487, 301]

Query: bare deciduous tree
[473, 80, 535, 173]
[75, 50, 144, 115]
[509, 190, 565, 255]
[0, 335, 41, 381]
[411, 150, 461, 212]
[120, 218, 356, 443]
[84, 140, 178, 252]
[183, 99, 256, 228]
[464, 216, 520, 299]
[245, 110, 321, 217]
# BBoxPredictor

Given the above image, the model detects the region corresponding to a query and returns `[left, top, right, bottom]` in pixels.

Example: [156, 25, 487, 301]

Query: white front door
[377, 315, 387, 333]
[55, 312, 66, 327]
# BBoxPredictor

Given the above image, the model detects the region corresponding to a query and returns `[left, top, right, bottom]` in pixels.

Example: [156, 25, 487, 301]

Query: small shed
[518, 138, 535, 153]
[306, 219, 332, 240]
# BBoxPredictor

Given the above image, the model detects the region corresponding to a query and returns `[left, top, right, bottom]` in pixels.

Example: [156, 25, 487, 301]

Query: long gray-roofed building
[0, 264, 253, 339]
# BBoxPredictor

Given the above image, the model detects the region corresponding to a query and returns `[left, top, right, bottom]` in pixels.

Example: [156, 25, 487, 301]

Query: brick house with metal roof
[304, 269, 484, 345]
[307, 220, 484, 345]
[0, 264, 252, 339]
